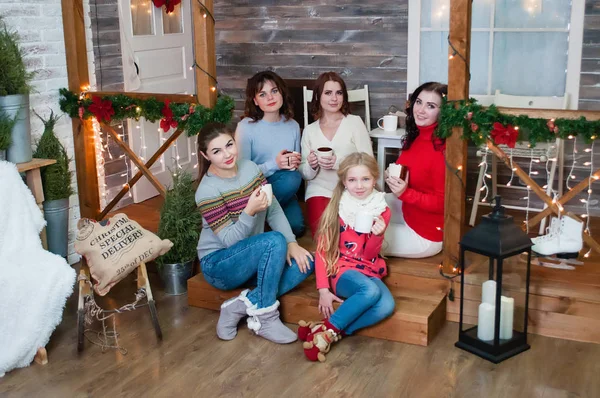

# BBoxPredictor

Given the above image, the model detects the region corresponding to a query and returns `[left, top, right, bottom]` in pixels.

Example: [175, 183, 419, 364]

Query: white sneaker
[531, 216, 583, 257]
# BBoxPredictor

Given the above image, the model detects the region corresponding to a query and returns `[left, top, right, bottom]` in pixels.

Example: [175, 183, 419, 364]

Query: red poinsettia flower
[152, 0, 181, 13]
[159, 100, 178, 132]
[490, 122, 519, 148]
[88, 96, 114, 122]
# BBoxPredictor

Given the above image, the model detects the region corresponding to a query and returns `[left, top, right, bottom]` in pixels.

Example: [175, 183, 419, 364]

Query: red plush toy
[300, 320, 343, 362]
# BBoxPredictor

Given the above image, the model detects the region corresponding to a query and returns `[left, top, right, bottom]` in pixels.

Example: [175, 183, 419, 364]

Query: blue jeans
[329, 270, 395, 334]
[200, 231, 313, 309]
[267, 170, 305, 237]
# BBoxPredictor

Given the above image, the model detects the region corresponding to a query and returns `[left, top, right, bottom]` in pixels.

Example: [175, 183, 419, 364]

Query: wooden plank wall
[213, 0, 409, 126]
[89, 0, 133, 210]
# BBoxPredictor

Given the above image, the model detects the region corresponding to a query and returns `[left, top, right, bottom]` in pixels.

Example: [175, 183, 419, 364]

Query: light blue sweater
[236, 116, 301, 178]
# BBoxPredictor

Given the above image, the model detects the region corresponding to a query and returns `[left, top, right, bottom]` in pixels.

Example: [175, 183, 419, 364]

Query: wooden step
[188, 273, 447, 346]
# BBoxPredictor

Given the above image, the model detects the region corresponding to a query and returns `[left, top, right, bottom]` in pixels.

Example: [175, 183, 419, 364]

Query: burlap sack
[74, 213, 173, 296]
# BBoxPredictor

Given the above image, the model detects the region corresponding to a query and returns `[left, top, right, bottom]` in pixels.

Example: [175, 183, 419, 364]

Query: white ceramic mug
[316, 146, 333, 158]
[377, 115, 399, 132]
[260, 184, 273, 206]
[354, 211, 374, 234]
[387, 163, 408, 180]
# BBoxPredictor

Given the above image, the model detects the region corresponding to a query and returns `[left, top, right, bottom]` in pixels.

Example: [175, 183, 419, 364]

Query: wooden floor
[108, 197, 600, 345]
[2, 269, 600, 397]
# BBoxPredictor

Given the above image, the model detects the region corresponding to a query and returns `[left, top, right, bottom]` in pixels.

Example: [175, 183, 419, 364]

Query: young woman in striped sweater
[195, 122, 314, 344]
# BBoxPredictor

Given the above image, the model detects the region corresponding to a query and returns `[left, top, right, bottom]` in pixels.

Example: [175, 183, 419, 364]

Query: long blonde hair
[316, 152, 380, 276]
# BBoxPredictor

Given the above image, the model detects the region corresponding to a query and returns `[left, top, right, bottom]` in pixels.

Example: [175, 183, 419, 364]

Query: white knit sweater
[299, 114, 374, 200]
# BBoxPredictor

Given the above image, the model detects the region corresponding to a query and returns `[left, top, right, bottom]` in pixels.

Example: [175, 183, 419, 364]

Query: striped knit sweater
[195, 159, 296, 259]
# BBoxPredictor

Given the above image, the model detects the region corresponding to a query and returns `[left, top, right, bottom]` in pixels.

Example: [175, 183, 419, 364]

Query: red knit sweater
[315, 208, 391, 293]
[396, 123, 445, 242]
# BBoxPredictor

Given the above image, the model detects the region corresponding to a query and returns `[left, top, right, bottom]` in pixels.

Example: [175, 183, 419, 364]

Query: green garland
[437, 98, 600, 147]
[58, 88, 235, 137]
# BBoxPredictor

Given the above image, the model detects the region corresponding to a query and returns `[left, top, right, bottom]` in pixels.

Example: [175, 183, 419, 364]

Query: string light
[583, 141, 594, 252]
[189, 60, 218, 91]
[566, 137, 578, 190]
[91, 117, 108, 208]
[524, 149, 534, 233]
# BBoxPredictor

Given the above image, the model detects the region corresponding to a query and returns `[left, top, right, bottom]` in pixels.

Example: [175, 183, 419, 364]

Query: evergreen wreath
[58, 88, 235, 137]
[437, 98, 600, 147]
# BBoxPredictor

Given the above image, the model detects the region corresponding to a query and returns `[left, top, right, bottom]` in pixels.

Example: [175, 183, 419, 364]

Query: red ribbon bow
[160, 100, 178, 132]
[88, 96, 114, 123]
[490, 122, 519, 148]
[152, 0, 181, 13]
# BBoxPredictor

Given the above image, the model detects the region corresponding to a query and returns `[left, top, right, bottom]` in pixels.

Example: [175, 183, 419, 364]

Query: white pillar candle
[500, 296, 514, 340]
[477, 302, 495, 341]
[482, 280, 497, 305]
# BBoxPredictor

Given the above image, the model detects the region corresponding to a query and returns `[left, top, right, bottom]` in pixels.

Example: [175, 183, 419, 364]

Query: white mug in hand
[387, 163, 408, 181]
[377, 115, 398, 132]
[260, 184, 273, 206]
[316, 146, 334, 158]
[354, 211, 375, 234]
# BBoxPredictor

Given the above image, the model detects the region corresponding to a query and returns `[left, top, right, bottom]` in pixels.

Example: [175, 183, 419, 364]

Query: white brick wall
[1, 0, 97, 264]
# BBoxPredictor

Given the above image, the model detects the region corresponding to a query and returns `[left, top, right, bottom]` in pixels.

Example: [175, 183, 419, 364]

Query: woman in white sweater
[299, 72, 374, 237]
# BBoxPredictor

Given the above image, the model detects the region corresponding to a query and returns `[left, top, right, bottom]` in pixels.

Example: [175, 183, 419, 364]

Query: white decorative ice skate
[530, 215, 585, 270]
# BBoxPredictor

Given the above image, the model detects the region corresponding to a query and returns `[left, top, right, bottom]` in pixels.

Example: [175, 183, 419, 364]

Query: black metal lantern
[455, 196, 532, 363]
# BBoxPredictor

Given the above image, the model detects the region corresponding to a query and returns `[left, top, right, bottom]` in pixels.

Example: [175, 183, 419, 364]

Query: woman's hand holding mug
[386, 175, 407, 197]
[244, 187, 269, 216]
[308, 150, 319, 170]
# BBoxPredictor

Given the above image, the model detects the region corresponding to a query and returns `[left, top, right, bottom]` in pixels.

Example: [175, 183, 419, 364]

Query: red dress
[315, 208, 391, 293]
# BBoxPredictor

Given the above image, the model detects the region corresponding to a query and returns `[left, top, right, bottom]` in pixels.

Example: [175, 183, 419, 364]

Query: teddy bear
[299, 320, 343, 362]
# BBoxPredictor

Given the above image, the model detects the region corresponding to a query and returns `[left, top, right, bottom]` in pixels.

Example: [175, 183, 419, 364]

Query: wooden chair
[302, 84, 371, 130]
[470, 90, 568, 233]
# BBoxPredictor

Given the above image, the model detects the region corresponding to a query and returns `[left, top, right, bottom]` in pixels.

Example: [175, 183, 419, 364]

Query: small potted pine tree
[0, 111, 15, 160]
[0, 16, 35, 163]
[33, 110, 73, 258]
[156, 171, 202, 295]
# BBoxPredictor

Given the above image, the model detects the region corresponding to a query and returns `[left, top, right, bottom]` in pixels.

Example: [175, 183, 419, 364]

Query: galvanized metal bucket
[0, 94, 31, 164]
[43, 198, 69, 258]
[159, 260, 194, 295]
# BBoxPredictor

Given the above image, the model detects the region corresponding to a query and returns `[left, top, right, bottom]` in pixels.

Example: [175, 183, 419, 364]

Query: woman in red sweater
[384, 82, 447, 258]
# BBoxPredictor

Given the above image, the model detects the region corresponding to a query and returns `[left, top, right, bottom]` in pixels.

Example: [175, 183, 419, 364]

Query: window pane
[421, 0, 450, 29]
[419, 32, 489, 95]
[420, 31, 448, 84]
[492, 32, 568, 96]
[131, 0, 154, 36]
[421, 0, 492, 29]
[162, 3, 183, 34]
[469, 32, 490, 94]
[494, 0, 571, 29]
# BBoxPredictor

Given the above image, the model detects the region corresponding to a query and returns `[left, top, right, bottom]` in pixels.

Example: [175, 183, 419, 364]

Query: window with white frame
[407, 0, 585, 109]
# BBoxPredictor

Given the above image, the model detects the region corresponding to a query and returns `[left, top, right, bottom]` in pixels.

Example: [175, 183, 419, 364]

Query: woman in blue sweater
[235, 71, 305, 237]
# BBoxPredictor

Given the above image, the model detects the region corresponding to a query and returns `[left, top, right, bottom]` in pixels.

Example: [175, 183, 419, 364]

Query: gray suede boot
[217, 289, 253, 341]
[246, 301, 297, 344]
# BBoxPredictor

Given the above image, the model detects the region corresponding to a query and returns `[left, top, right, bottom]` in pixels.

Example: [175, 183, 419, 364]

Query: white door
[119, 0, 197, 203]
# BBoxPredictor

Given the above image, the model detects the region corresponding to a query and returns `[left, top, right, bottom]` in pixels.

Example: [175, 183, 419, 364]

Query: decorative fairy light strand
[479, 147, 489, 203]
[583, 141, 594, 258]
[523, 149, 535, 233]
[566, 137, 578, 190]
[506, 148, 515, 187]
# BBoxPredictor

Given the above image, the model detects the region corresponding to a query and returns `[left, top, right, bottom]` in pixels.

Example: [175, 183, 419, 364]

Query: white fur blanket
[0, 161, 76, 377]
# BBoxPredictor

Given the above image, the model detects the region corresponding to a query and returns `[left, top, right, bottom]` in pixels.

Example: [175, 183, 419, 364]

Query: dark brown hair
[197, 122, 235, 182]
[402, 81, 448, 151]
[244, 71, 294, 122]
[310, 72, 351, 120]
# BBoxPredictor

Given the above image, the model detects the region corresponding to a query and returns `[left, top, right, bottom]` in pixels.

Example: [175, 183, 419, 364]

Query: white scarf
[338, 190, 387, 229]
